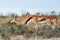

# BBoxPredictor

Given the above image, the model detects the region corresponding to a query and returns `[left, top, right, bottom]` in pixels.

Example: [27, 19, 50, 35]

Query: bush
[0, 23, 60, 39]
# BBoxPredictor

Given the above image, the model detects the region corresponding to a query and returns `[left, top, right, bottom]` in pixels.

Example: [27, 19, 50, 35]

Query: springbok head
[10, 15, 16, 23]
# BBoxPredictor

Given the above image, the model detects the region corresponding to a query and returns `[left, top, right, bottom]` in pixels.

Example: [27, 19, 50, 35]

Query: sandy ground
[10, 35, 60, 40]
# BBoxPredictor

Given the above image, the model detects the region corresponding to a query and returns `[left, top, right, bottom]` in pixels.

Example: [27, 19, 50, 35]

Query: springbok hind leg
[53, 19, 59, 28]
[46, 19, 54, 30]
[47, 23, 55, 30]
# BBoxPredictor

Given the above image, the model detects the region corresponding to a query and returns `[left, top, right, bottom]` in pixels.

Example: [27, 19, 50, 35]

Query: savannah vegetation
[0, 11, 60, 40]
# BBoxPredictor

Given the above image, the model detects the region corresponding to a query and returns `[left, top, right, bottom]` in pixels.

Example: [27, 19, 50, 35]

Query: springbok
[10, 15, 38, 25]
[37, 16, 58, 29]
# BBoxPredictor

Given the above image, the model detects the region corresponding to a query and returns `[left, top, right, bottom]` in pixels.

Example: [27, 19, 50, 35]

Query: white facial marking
[11, 20, 15, 23]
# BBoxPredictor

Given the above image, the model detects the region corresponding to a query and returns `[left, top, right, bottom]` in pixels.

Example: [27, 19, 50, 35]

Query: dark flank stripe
[38, 18, 46, 22]
[25, 17, 33, 24]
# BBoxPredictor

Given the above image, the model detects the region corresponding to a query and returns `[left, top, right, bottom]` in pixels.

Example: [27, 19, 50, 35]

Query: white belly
[38, 21, 47, 24]
[27, 19, 33, 25]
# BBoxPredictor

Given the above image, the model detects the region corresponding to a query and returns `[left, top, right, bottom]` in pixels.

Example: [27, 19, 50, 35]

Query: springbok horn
[14, 14, 16, 19]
